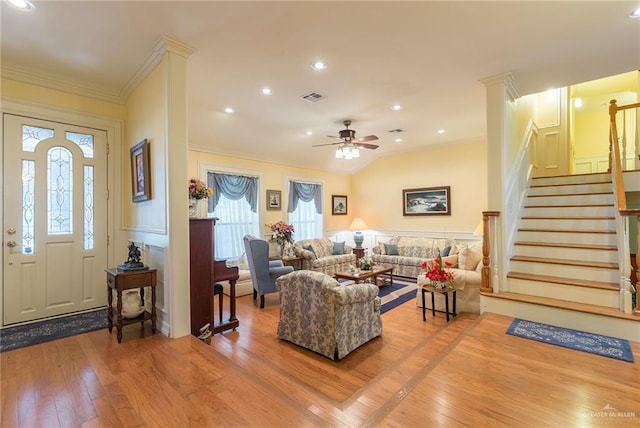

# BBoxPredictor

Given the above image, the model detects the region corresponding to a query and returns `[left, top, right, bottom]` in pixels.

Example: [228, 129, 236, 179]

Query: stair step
[480, 291, 640, 321]
[516, 229, 617, 246]
[509, 257, 619, 282]
[506, 272, 619, 290]
[531, 172, 611, 186]
[513, 242, 618, 263]
[523, 205, 614, 217]
[520, 217, 615, 231]
[528, 182, 612, 196]
[525, 193, 614, 206]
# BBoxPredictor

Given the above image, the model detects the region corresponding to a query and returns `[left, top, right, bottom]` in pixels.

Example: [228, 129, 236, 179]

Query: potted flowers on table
[421, 251, 454, 290]
[267, 221, 295, 257]
[359, 256, 375, 271]
[188, 177, 213, 217]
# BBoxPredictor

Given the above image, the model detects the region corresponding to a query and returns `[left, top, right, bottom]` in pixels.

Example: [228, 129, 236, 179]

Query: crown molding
[120, 36, 196, 101]
[479, 72, 521, 101]
[1, 63, 125, 104]
[1, 36, 196, 105]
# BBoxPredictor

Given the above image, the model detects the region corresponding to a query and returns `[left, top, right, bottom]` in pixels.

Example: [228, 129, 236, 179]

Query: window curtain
[287, 181, 322, 214]
[208, 173, 258, 213]
[207, 172, 259, 261]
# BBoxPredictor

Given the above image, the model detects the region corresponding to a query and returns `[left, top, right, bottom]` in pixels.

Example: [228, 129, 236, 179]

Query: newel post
[480, 211, 500, 293]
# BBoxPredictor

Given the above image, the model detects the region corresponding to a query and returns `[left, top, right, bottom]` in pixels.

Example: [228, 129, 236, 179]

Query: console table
[105, 267, 157, 343]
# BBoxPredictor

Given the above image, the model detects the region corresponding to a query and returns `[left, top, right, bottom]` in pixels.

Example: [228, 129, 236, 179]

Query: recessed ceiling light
[391, 105, 402, 111]
[395, 138, 402, 143]
[438, 129, 445, 134]
[306, 131, 313, 136]
[4, 0, 35, 11]
[224, 107, 234, 114]
[630, 7, 640, 18]
[260, 87, 273, 95]
[310, 61, 327, 71]
[573, 98, 583, 108]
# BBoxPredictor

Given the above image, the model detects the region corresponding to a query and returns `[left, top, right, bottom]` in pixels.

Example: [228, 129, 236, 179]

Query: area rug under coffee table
[506, 318, 634, 363]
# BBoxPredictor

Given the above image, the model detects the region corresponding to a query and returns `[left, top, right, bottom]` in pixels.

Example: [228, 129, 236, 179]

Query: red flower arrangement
[421, 252, 454, 287]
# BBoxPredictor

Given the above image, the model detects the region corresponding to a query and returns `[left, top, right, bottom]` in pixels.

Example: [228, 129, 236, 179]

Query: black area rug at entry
[0, 308, 108, 353]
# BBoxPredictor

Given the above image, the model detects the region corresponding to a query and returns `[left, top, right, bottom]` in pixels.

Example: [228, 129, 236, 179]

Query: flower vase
[189, 199, 199, 218]
[280, 242, 287, 258]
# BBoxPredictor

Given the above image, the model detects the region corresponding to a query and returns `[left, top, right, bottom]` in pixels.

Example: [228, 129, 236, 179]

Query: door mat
[506, 318, 634, 363]
[0, 308, 108, 353]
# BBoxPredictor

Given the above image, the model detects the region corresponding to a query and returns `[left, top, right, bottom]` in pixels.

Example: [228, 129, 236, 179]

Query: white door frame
[1, 98, 122, 327]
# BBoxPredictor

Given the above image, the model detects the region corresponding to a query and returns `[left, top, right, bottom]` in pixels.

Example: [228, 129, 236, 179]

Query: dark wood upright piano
[189, 218, 240, 337]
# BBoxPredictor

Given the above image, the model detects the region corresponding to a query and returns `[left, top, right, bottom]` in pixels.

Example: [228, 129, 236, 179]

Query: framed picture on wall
[402, 186, 450, 216]
[332, 195, 347, 215]
[267, 189, 281, 210]
[130, 139, 151, 202]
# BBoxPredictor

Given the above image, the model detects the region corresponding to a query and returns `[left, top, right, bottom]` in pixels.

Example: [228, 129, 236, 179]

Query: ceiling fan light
[335, 148, 344, 159]
[344, 152, 353, 160]
[351, 148, 360, 158]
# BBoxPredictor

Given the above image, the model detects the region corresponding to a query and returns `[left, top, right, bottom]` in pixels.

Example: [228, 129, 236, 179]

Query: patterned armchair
[293, 237, 356, 276]
[276, 270, 382, 360]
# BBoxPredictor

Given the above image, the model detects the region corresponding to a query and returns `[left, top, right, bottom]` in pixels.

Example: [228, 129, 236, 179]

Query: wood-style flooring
[2, 292, 639, 427]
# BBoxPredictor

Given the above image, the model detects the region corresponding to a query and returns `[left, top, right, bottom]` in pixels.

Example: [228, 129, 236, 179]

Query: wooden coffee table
[335, 265, 393, 286]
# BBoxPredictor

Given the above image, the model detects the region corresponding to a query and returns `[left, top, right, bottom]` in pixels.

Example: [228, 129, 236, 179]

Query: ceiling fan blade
[312, 142, 342, 147]
[356, 135, 379, 143]
[355, 143, 379, 150]
[328, 136, 343, 141]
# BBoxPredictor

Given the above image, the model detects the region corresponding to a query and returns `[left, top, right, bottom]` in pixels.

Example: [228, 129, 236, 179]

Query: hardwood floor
[2, 292, 639, 427]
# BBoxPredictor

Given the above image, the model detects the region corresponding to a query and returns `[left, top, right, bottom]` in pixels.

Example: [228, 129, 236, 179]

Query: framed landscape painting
[402, 186, 450, 216]
[332, 195, 347, 215]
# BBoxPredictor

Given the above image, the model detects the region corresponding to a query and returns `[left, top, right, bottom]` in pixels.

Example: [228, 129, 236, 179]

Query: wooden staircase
[482, 172, 640, 342]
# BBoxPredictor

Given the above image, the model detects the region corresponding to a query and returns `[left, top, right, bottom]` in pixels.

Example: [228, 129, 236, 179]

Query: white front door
[3, 114, 108, 324]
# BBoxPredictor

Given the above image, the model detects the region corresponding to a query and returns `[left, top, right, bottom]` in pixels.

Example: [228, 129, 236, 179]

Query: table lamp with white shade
[349, 218, 369, 249]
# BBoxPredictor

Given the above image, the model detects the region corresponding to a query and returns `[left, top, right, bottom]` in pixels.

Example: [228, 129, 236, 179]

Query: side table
[421, 283, 457, 322]
[105, 267, 157, 343]
[353, 247, 365, 264]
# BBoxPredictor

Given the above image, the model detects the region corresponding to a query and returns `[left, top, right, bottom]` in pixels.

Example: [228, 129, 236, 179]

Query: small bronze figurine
[118, 242, 148, 271]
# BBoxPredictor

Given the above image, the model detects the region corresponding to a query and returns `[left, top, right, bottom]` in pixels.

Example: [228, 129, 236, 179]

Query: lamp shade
[349, 218, 369, 231]
[473, 221, 484, 236]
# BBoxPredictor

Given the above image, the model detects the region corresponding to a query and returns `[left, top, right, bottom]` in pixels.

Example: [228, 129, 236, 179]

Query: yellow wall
[573, 108, 610, 158]
[352, 140, 487, 233]
[1, 78, 125, 119]
[187, 151, 353, 234]
[123, 64, 167, 235]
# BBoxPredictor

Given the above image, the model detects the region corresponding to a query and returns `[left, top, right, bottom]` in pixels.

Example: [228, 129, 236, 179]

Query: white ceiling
[2, 1, 639, 173]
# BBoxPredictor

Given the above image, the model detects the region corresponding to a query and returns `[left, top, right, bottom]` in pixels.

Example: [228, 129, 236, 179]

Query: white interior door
[3, 114, 108, 324]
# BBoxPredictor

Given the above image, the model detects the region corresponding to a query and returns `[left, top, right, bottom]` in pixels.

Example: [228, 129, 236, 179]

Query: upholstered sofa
[371, 236, 456, 278]
[276, 270, 382, 360]
[293, 237, 356, 276]
[370, 236, 483, 313]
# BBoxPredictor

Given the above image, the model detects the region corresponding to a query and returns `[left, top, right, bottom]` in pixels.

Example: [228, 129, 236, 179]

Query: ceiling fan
[312, 120, 379, 158]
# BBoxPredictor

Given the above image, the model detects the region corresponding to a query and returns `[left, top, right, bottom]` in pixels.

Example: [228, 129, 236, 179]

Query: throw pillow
[377, 242, 386, 255]
[303, 245, 317, 258]
[459, 244, 482, 271]
[441, 245, 451, 257]
[384, 243, 399, 255]
[332, 241, 345, 255]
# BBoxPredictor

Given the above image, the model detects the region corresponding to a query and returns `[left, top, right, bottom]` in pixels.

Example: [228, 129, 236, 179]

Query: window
[288, 180, 323, 240]
[208, 172, 259, 262]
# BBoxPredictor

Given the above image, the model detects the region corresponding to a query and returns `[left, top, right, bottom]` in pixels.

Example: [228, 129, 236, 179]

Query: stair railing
[480, 211, 500, 293]
[609, 100, 640, 313]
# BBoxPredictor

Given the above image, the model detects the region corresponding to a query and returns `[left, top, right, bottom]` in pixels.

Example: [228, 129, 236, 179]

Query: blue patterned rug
[506, 319, 634, 363]
[339, 276, 417, 314]
[0, 308, 108, 353]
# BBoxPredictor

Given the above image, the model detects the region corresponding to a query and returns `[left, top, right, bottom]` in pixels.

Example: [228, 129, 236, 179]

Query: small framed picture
[130, 139, 151, 202]
[332, 195, 347, 215]
[267, 189, 281, 210]
[403, 186, 451, 216]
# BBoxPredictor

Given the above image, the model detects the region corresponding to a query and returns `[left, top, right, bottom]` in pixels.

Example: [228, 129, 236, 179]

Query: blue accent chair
[243, 234, 294, 308]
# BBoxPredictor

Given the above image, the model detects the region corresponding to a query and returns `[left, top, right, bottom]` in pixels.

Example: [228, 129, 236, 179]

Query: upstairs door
[532, 88, 570, 177]
[3, 114, 108, 324]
